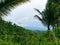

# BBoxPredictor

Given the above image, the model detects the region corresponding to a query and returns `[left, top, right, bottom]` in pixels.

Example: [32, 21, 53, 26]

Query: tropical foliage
[0, 0, 29, 16]
[0, 19, 60, 45]
[0, 0, 60, 45]
[34, 0, 60, 44]
[0, 19, 41, 45]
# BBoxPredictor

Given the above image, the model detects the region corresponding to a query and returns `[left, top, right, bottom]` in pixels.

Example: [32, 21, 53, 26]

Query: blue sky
[3, 0, 47, 30]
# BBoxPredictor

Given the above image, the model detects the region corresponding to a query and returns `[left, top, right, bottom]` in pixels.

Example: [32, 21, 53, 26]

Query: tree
[34, 8, 52, 41]
[34, 8, 50, 30]
[34, 0, 60, 42]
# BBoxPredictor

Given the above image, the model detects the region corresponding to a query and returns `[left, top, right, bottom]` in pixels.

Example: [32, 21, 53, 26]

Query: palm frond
[34, 15, 48, 26]
[34, 8, 42, 15]
[0, 0, 29, 16]
[34, 8, 45, 17]
[34, 15, 42, 21]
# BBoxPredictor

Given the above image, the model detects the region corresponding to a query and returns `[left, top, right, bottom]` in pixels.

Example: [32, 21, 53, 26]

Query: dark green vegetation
[0, 0, 60, 45]
[0, 18, 40, 45]
[0, 0, 29, 16]
[0, 18, 60, 45]
[34, 0, 60, 45]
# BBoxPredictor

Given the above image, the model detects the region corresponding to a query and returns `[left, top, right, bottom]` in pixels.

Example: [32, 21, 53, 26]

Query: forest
[0, 0, 60, 45]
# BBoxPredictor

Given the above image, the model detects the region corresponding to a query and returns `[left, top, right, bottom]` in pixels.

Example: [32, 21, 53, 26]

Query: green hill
[0, 18, 41, 45]
[0, 18, 60, 45]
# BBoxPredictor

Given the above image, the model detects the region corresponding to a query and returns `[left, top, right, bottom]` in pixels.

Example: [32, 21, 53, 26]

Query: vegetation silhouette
[34, 0, 60, 45]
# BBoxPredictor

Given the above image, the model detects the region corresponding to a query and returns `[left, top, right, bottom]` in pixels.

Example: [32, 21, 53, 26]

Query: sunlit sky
[3, 0, 47, 30]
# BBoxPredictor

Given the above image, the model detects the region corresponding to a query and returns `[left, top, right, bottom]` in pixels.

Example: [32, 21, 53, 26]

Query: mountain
[32, 30, 43, 34]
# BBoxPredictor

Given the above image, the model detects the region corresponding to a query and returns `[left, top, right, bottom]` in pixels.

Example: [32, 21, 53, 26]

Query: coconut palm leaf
[34, 15, 42, 21]
[34, 8, 43, 15]
[0, 0, 29, 16]
[34, 8, 46, 19]
[34, 14, 48, 26]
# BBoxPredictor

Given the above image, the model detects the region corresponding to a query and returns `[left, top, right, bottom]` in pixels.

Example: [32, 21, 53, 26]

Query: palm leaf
[0, 0, 29, 16]
[34, 15, 48, 26]
[34, 15, 42, 21]
[34, 8, 42, 15]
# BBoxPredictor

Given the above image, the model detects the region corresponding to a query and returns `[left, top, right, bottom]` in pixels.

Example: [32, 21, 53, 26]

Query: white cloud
[3, 0, 47, 30]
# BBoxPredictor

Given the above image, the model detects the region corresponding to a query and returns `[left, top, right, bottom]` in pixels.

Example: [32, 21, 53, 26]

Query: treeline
[0, 18, 41, 45]
[0, 18, 60, 45]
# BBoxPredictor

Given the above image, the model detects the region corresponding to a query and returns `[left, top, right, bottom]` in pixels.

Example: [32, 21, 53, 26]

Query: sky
[3, 0, 47, 31]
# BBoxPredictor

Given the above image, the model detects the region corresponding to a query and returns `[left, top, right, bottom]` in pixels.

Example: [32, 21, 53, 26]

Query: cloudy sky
[3, 0, 47, 30]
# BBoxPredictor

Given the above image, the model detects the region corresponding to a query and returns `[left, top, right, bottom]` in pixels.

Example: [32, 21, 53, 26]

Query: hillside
[0, 18, 60, 45]
[0, 18, 41, 45]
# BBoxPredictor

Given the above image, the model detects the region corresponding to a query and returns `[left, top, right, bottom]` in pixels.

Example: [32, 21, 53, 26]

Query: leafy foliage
[0, 0, 29, 16]
[55, 27, 60, 38]
[0, 0, 60, 45]
[0, 19, 41, 45]
[0, 18, 60, 45]
[0, 17, 60, 45]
